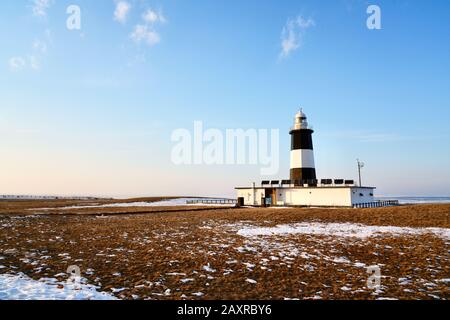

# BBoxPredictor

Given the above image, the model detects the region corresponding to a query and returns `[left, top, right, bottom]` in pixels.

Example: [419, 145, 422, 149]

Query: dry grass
[0, 201, 448, 300]
[0, 197, 185, 215]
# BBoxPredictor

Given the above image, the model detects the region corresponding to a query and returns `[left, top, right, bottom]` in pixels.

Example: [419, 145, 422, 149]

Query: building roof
[235, 186, 376, 190]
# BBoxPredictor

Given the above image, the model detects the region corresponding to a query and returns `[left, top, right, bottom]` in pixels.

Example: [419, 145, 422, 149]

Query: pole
[358, 161, 361, 186]
[357, 159, 364, 187]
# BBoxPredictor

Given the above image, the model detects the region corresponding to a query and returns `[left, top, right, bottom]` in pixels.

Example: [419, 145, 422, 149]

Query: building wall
[237, 188, 265, 206]
[350, 187, 375, 205]
[282, 188, 352, 207]
[236, 187, 375, 207]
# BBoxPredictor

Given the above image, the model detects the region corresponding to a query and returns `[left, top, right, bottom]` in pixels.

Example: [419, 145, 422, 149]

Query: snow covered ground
[234, 222, 450, 240]
[0, 273, 117, 300]
[1, 204, 447, 300]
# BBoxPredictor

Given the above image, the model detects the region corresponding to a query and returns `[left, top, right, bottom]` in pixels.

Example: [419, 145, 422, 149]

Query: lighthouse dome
[294, 109, 309, 129]
[296, 109, 307, 119]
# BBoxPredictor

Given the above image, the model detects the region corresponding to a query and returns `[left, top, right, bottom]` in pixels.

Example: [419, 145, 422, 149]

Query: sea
[376, 197, 450, 205]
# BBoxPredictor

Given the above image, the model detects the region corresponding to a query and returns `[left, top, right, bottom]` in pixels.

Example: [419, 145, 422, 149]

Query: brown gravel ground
[0, 201, 448, 300]
[0, 197, 190, 215]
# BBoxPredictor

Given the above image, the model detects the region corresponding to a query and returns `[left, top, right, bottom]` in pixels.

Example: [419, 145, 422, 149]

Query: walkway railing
[353, 200, 399, 208]
[186, 199, 237, 205]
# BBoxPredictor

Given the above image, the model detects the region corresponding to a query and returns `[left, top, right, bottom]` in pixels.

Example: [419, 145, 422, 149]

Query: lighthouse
[289, 109, 316, 185]
[235, 108, 377, 207]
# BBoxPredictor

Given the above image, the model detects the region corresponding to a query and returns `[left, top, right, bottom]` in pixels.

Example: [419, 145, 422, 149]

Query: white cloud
[142, 9, 166, 24]
[114, 1, 131, 24]
[31, 0, 53, 17]
[280, 15, 315, 59]
[296, 16, 315, 29]
[130, 24, 160, 46]
[9, 57, 27, 71]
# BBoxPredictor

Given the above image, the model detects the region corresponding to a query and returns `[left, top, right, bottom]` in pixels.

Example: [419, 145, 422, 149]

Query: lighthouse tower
[290, 110, 317, 185]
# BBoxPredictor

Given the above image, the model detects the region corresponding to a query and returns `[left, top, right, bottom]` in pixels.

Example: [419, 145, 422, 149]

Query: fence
[353, 200, 399, 209]
[186, 199, 237, 205]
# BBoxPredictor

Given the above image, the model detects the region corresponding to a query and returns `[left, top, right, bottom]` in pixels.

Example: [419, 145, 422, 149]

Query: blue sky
[1, 0, 449, 198]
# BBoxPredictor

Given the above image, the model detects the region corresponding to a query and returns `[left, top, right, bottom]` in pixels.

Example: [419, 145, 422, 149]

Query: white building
[235, 110, 376, 207]
[236, 183, 375, 207]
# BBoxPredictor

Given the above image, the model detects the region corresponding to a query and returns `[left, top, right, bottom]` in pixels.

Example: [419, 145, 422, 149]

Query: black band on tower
[290, 168, 317, 184]
[290, 129, 314, 150]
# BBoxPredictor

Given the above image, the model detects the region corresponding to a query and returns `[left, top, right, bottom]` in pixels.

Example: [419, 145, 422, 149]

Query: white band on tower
[290, 149, 315, 169]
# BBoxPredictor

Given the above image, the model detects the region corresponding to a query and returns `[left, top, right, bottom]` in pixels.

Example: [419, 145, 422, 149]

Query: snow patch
[235, 222, 450, 240]
[0, 273, 117, 300]
[192, 292, 204, 297]
[202, 264, 216, 273]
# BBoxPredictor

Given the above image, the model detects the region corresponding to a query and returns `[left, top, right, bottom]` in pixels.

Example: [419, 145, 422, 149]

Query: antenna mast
[357, 159, 365, 187]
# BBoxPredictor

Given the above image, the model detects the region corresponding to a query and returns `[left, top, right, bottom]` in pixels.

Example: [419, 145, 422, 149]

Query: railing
[353, 200, 399, 208]
[262, 180, 357, 188]
[186, 199, 237, 205]
[291, 125, 314, 131]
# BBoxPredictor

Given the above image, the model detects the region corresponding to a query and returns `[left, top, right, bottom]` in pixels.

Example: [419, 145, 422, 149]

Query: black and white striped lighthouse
[290, 109, 317, 185]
